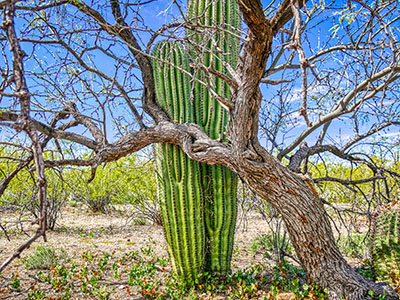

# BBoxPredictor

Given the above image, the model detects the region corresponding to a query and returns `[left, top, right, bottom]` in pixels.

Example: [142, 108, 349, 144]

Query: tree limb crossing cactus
[372, 202, 400, 291]
[152, 0, 240, 278]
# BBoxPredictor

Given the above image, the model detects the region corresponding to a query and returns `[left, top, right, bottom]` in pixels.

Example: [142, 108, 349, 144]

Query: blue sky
[1, 0, 400, 160]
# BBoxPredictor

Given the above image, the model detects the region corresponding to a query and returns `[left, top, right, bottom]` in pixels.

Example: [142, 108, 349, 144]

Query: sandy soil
[0, 205, 366, 299]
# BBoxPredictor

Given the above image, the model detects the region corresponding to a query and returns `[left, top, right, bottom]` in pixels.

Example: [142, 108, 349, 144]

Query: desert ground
[0, 205, 366, 299]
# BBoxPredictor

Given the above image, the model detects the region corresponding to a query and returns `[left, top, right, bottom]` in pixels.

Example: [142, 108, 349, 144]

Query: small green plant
[10, 273, 21, 291]
[356, 259, 375, 280]
[271, 261, 305, 291]
[337, 233, 367, 259]
[24, 245, 66, 270]
[27, 287, 45, 300]
[227, 265, 263, 299]
[93, 286, 110, 300]
[270, 261, 328, 299]
[68, 199, 82, 207]
[250, 233, 293, 261]
[367, 289, 389, 300]
[84, 195, 113, 213]
[132, 217, 146, 226]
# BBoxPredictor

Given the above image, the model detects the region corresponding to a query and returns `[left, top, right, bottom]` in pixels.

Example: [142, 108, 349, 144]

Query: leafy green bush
[250, 232, 293, 263]
[24, 246, 67, 270]
[0, 148, 157, 216]
[25, 176, 68, 230]
[83, 195, 113, 213]
[128, 193, 162, 225]
[65, 154, 158, 214]
[337, 233, 368, 259]
[0, 148, 68, 230]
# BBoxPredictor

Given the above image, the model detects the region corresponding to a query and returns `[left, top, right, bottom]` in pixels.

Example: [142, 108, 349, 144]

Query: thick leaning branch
[0, 111, 97, 150]
[230, 144, 398, 299]
[105, 122, 232, 165]
[0, 108, 232, 168]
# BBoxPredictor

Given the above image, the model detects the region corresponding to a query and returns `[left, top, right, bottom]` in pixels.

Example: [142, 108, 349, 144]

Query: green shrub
[337, 233, 368, 259]
[84, 195, 113, 213]
[132, 217, 146, 226]
[24, 246, 66, 270]
[250, 232, 293, 262]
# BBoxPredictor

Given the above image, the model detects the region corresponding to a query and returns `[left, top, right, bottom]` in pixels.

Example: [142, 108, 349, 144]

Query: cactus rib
[372, 202, 400, 289]
[152, 41, 204, 277]
[187, 0, 240, 276]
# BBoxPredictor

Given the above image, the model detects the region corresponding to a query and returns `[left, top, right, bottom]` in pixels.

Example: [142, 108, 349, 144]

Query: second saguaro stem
[187, 0, 240, 275]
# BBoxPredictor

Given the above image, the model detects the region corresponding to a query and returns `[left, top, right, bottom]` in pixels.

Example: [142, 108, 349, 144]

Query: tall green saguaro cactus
[152, 0, 240, 278]
[372, 203, 400, 289]
[152, 42, 205, 277]
[187, 0, 240, 276]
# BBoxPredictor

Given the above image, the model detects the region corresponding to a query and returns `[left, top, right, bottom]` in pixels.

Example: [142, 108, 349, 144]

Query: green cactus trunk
[187, 0, 240, 276]
[372, 203, 400, 290]
[152, 42, 205, 277]
[152, 0, 240, 279]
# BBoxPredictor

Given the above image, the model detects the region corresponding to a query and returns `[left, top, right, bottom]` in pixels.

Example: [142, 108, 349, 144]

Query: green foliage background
[0, 147, 156, 209]
[310, 156, 400, 204]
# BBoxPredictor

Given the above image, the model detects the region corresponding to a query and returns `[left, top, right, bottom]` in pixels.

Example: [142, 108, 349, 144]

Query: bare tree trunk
[0, 1, 48, 273]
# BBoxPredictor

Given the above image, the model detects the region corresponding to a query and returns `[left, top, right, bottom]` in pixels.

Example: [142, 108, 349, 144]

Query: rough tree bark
[226, 149, 398, 300]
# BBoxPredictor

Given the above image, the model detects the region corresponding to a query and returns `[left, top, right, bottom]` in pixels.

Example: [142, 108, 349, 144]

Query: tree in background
[1, 0, 400, 298]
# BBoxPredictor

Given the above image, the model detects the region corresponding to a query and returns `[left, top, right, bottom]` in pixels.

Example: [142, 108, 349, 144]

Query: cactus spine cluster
[152, 0, 240, 278]
[372, 202, 400, 289]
